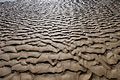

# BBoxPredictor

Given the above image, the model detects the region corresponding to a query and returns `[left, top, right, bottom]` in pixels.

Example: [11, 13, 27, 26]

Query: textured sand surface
[0, 0, 120, 80]
[0, 0, 15, 2]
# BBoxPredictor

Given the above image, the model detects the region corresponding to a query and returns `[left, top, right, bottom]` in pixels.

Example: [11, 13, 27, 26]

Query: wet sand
[0, 0, 120, 80]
